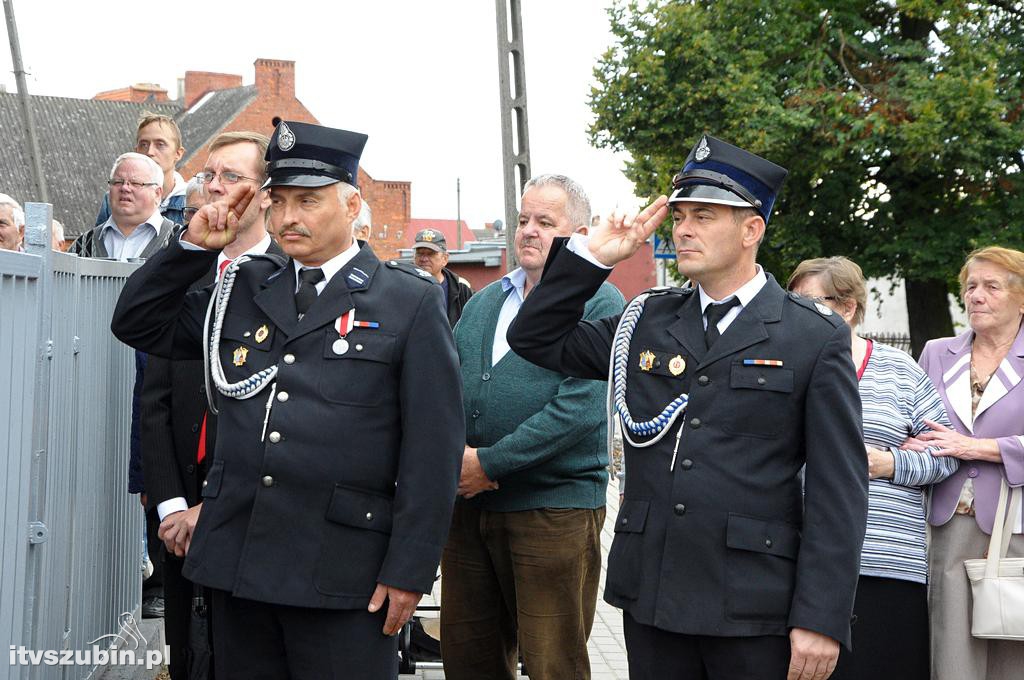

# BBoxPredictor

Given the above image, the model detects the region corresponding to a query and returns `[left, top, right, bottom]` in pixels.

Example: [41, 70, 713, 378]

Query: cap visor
[261, 173, 341, 190]
[668, 184, 752, 208]
[414, 242, 444, 252]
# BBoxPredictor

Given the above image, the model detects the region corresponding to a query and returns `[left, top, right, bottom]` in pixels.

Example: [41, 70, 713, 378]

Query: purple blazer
[919, 324, 1024, 534]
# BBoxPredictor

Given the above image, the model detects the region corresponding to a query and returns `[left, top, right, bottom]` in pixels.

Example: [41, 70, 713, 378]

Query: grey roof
[0, 86, 259, 240]
[177, 86, 258, 166]
[0, 92, 180, 238]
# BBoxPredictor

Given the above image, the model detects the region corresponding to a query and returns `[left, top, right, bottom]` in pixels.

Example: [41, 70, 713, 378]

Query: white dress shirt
[100, 210, 163, 261]
[566, 232, 766, 334]
[492, 267, 528, 366]
[291, 238, 361, 294]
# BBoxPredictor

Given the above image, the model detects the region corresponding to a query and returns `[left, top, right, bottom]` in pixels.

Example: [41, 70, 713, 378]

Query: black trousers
[830, 575, 928, 680]
[623, 611, 790, 680]
[210, 589, 398, 680]
[165, 554, 215, 680]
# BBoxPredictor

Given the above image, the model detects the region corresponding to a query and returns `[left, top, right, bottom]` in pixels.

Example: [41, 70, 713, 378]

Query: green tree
[590, 0, 1024, 355]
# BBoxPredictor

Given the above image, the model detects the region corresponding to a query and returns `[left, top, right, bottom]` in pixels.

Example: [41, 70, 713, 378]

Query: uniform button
[283, 354, 295, 365]
[355, 344, 364, 352]
[620, 517, 628, 526]
[674, 504, 686, 516]
[653, 359, 661, 368]
[690, 418, 702, 429]
[186, 464, 195, 474]
[482, 372, 491, 381]
[680, 459, 693, 470]
[268, 431, 281, 443]
[277, 391, 289, 402]
[757, 376, 767, 386]
[199, 386, 206, 395]
[968, 467, 979, 478]
[697, 375, 709, 386]
[765, 538, 773, 548]
[471, 410, 480, 419]
[261, 476, 274, 487]
[191, 423, 199, 433]
[365, 512, 374, 521]
[201, 480, 208, 489]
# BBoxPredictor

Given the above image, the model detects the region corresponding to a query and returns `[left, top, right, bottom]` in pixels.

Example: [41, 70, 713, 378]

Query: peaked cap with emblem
[668, 134, 788, 224]
[263, 121, 368, 190]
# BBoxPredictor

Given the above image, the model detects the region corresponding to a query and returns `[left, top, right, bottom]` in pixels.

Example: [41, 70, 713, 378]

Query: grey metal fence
[2, 204, 143, 680]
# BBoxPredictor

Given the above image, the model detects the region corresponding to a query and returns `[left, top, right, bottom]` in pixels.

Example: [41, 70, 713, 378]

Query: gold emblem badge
[254, 324, 269, 344]
[422, 230, 436, 242]
[638, 350, 656, 372]
[232, 346, 249, 367]
[669, 355, 686, 376]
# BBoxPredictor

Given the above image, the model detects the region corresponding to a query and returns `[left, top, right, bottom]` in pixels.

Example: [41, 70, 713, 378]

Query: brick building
[0, 58, 411, 257]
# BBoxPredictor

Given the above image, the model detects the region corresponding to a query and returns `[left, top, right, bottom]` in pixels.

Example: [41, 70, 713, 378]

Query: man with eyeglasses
[140, 131, 282, 680]
[95, 113, 188, 228]
[70, 152, 176, 260]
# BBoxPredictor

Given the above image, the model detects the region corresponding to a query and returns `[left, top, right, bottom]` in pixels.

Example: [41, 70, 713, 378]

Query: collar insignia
[668, 355, 686, 376]
[254, 325, 269, 344]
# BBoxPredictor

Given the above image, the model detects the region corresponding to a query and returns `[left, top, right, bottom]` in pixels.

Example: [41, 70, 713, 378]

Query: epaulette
[385, 259, 436, 284]
[642, 284, 693, 297]
[786, 291, 844, 327]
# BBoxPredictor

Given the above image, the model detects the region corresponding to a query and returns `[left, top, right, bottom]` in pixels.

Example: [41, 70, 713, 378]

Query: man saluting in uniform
[112, 121, 464, 679]
[508, 136, 867, 680]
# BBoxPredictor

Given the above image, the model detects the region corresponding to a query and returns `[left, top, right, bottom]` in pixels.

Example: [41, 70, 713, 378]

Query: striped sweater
[858, 341, 958, 583]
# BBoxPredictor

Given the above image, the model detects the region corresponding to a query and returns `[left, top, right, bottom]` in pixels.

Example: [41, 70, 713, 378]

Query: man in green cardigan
[440, 175, 625, 680]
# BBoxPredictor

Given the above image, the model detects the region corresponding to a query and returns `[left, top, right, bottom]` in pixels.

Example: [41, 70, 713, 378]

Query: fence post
[21, 203, 54, 677]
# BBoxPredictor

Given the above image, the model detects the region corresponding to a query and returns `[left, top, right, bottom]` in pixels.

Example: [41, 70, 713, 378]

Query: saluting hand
[587, 195, 669, 267]
[183, 183, 256, 250]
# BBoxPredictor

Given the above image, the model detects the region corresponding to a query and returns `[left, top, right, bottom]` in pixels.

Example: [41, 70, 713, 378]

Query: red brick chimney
[94, 83, 169, 103]
[254, 58, 296, 98]
[183, 71, 243, 108]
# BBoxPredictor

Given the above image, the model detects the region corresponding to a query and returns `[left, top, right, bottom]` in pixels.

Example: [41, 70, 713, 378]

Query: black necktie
[704, 297, 740, 348]
[295, 267, 325, 318]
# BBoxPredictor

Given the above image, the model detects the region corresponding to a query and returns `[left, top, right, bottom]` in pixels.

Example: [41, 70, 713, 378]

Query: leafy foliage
[590, 0, 1024, 296]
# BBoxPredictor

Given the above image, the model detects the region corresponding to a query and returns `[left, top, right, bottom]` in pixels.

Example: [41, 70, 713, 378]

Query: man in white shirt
[141, 132, 278, 680]
[70, 153, 175, 260]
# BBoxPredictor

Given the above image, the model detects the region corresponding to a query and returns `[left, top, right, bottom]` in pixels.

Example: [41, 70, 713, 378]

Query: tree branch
[984, 0, 1024, 19]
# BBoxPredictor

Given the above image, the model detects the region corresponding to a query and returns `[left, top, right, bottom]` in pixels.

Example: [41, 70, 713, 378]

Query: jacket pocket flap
[730, 365, 794, 393]
[614, 500, 651, 534]
[221, 313, 275, 348]
[726, 514, 800, 559]
[322, 330, 396, 363]
[325, 485, 394, 534]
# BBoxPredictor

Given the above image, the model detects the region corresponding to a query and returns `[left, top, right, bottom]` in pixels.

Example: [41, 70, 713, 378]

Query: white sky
[0, 0, 641, 229]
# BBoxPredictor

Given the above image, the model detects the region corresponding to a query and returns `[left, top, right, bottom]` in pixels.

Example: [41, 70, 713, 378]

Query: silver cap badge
[277, 122, 296, 151]
[694, 136, 711, 162]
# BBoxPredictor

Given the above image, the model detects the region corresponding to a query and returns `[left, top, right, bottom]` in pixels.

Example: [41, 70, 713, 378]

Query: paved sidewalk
[402, 478, 628, 679]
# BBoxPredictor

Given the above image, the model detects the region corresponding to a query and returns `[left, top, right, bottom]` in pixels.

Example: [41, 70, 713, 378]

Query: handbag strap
[985, 478, 1022, 577]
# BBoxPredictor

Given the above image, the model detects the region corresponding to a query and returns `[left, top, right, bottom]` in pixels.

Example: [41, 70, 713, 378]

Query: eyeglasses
[195, 171, 259, 185]
[183, 207, 200, 223]
[108, 179, 158, 189]
[805, 295, 841, 303]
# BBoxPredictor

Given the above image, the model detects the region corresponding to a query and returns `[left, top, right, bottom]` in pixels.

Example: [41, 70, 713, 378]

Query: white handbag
[963, 478, 1024, 641]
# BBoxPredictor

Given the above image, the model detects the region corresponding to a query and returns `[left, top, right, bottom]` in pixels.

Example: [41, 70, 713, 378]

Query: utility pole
[495, 0, 531, 270]
[3, 0, 48, 203]
[456, 177, 463, 250]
